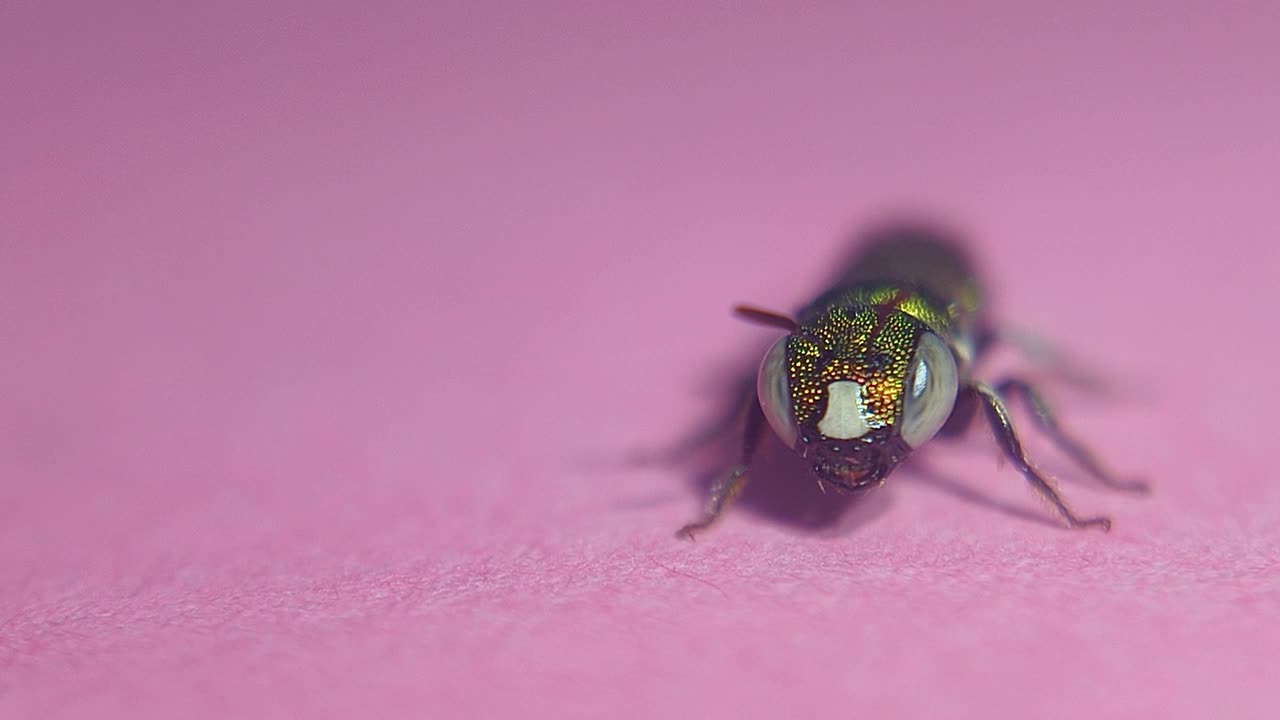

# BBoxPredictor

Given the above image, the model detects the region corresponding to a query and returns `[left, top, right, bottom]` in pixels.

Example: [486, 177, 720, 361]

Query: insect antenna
[733, 305, 799, 331]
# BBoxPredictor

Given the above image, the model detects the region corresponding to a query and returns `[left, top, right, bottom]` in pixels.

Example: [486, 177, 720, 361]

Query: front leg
[996, 377, 1149, 493]
[968, 381, 1112, 531]
[676, 392, 769, 539]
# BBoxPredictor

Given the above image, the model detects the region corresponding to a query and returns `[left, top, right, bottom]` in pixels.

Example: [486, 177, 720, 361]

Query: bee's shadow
[647, 353, 892, 537]
[665, 412, 1087, 534]
[898, 453, 1065, 529]
[682, 432, 894, 537]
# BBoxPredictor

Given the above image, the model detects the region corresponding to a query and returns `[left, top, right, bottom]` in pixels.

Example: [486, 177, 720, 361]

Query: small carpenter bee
[678, 223, 1147, 538]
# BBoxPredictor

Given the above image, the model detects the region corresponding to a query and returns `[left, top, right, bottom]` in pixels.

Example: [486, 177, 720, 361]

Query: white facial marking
[816, 380, 880, 439]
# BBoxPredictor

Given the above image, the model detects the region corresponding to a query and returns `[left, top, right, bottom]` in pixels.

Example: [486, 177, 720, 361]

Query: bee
[678, 223, 1147, 538]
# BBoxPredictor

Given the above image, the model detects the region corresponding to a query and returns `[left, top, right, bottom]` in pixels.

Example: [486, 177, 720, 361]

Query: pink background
[3, 2, 1279, 718]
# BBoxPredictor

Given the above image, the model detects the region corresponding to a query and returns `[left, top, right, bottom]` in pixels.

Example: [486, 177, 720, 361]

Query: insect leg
[968, 381, 1112, 531]
[676, 392, 769, 539]
[996, 377, 1149, 493]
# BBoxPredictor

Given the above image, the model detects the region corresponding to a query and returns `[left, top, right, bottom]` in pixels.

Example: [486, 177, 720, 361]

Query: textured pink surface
[3, 3, 1279, 718]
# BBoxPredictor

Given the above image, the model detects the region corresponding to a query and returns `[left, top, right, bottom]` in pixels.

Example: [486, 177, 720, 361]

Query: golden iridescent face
[757, 303, 958, 489]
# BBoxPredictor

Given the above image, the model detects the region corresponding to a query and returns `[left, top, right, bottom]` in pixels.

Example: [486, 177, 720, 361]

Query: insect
[677, 223, 1148, 538]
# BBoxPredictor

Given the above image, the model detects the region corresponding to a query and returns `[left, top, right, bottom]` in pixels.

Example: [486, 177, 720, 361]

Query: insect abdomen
[795, 223, 987, 362]
[835, 224, 983, 317]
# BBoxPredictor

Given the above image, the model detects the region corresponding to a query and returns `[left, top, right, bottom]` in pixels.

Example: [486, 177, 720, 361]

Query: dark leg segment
[969, 382, 1112, 531]
[676, 392, 769, 539]
[996, 378, 1149, 493]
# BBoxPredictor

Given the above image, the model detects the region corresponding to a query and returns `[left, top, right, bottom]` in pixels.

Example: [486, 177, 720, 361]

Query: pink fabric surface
[3, 3, 1278, 718]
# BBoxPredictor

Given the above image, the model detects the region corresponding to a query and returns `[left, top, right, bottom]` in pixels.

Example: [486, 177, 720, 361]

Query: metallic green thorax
[826, 231, 984, 326]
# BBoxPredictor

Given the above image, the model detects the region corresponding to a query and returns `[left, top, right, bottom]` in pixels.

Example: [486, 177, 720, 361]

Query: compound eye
[900, 331, 959, 448]
[756, 336, 799, 448]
